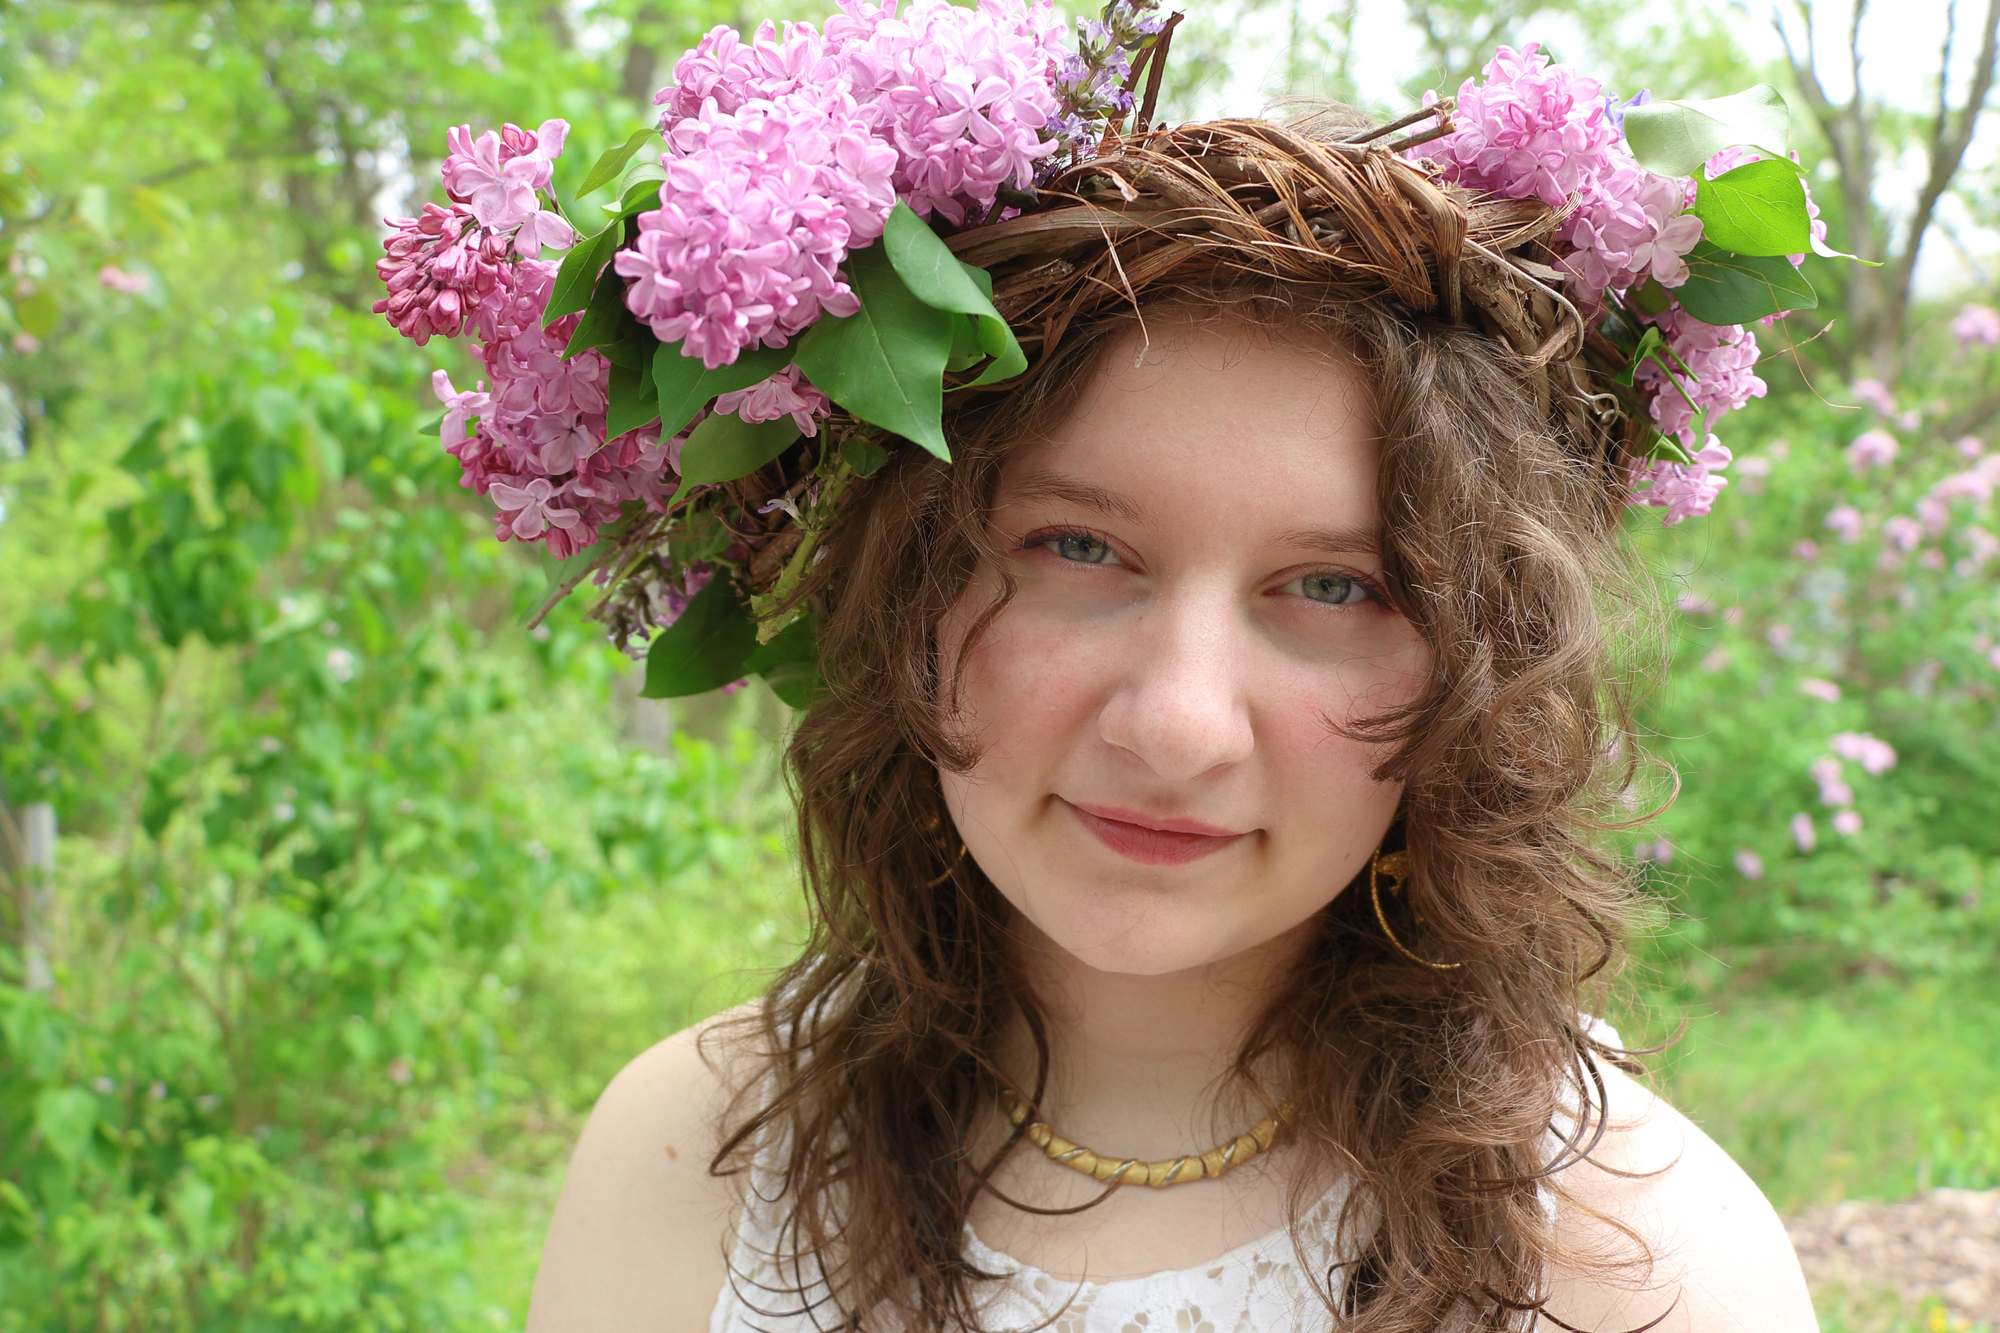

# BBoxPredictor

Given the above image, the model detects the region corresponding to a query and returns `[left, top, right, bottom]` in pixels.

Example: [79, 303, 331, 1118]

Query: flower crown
[377, 0, 1847, 704]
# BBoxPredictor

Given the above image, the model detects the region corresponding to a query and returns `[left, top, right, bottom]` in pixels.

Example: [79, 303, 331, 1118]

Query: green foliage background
[1, 2, 1995, 1330]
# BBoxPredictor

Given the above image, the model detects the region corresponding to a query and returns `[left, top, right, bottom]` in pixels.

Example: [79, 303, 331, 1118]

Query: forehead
[997, 318, 1383, 532]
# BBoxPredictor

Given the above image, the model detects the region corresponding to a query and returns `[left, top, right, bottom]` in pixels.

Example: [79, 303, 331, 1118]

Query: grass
[1614, 968, 2000, 1214]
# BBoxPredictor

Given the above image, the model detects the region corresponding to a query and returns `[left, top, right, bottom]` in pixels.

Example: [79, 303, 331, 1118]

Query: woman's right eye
[1046, 532, 1117, 565]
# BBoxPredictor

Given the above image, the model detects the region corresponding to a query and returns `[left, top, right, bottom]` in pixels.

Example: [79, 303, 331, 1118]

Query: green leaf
[576, 126, 659, 198]
[545, 221, 621, 324]
[1645, 433, 1697, 465]
[744, 614, 822, 708]
[34, 1086, 96, 1166]
[416, 411, 446, 439]
[653, 341, 797, 440]
[641, 575, 758, 698]
[794, 239, 955, 459]
[946, 313, 986, 370]
[604, 172, 665, 220]
[881, 202, 1028, 387]
[1673, 240, 1816, 325]
[841, 434, 890, 477]
[1615, 325, 1667, 387]
[562, 262, 630, 360]
[1631, 277, 1673, 316]
[676, 411, 802, 487]
[606, 355, 659, 438]
[14, 287, 58, 339]
[1693, 160, 1811, 257]
[1621, 84, 1793, 178]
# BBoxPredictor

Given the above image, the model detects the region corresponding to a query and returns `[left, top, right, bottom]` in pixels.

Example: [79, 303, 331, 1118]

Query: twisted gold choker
[998, 1087, 1289, 1189]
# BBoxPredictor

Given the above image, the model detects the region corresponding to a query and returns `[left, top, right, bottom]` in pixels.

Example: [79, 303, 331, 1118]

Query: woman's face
[938, 317, 1434, 977]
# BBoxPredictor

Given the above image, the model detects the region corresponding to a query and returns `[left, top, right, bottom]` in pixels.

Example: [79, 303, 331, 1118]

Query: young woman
[375, 4, 1827, 1326]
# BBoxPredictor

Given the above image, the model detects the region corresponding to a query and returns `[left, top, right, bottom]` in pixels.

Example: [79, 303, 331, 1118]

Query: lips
[1065, 800, 1247, 867]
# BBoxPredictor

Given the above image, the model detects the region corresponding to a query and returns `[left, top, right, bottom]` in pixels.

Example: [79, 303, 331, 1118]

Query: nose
[1096, 586, 1256, 782]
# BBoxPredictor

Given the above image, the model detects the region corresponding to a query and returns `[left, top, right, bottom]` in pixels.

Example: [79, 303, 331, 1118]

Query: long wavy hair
[710, 132, 1669, 1329]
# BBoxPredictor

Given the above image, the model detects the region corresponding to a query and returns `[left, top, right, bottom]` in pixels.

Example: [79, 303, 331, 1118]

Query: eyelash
[1020, 526, 1389, 607]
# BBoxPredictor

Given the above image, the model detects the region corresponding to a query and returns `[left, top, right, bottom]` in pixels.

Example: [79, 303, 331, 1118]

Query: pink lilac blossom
[444, 120, 573, 236]
[1631, 306, 1765, 451]
[1799, 677, 1842, 703]
[1959, 435, 1987, 458]
[1793, 539, 1820, 561]
[1733, 849, 1765, 880]
[712, 365, 831, 435]
[1627, 435, 1730, 524]
[1830, 731, 1896, 775]
[1824, 504, 1863, 543]
[1952, 303, 2000, 349]
[635, 0, 1065, 367]
[1847, 428, 1899, 470]
[1790, 812, 1817, 852]
[375, 121, 576, 346]
[1831, 810, 1863, 836]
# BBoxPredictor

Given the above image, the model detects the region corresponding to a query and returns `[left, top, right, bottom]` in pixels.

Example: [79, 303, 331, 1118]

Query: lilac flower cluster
[1046, 0, 1169, 154]
[1423, 45, 1702, 308]
[387, 123, 677, 559]
[1419, 45, 1798, 526]
[623, 0, 1066, 369]
[375, 121, 576, 345]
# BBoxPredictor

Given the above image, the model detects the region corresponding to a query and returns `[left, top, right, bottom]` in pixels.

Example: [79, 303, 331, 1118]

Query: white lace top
[706, 1019, 1618, 1333]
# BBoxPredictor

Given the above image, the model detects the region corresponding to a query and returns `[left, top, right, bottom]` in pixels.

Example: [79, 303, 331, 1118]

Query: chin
[1012, 878, 1315, 978]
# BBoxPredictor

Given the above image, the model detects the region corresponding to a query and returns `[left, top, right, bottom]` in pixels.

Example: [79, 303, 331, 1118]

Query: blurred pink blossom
[1849, 377, 1898, 415]
[1790, 812, 1817, 852]
[1958, 435, 1986, 459]
[1831, 810, 1863, 836]
[1847, 428, 1900, 470]
[1919, 548, 1947, 570]
[1825, 504, 1864, 542]
[1883, 515, 1924, 552]
[1952, 302, 2000, 348]
[1701, 648, 1730, 672]
[1767, 624, 1794, 648]
[1676, 592, 1716, 615]
[1895, 408, 1922, 432]
[1792, 539, 1820, 561]
[1810, 756, 1854, 807]
[1829, 731, 1896, 776]
[1733, 849, 1764, 880]
[1989, 645, 2000, 672]
[1957, 525, 1998, 575]
[1799, 678, 1842, 702]
[97, 265, 150, 294]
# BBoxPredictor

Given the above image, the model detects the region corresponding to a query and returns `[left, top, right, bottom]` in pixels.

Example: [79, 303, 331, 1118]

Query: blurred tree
[1773, 0, 2000, 380]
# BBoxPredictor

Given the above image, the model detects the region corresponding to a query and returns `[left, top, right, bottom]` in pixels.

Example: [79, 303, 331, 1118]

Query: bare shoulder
[526, 1001, 768, 1333]
[1541, 1059, 1816, 1332]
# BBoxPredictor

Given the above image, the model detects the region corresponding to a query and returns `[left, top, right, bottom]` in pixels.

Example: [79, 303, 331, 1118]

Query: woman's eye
[1285, 572, 1371, 605]
[1048, 532, 1117, 565]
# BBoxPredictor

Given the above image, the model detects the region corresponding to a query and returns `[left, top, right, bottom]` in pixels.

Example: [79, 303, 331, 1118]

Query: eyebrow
[1274, 524, 1382, 557]
[1004, 471, 1145, 523]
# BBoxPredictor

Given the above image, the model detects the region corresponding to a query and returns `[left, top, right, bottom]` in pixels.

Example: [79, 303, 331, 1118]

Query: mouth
[1063, 799, 1248, 867]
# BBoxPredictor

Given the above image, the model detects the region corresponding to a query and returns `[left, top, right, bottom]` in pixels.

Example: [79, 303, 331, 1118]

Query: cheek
[941, 592, 1116, 778]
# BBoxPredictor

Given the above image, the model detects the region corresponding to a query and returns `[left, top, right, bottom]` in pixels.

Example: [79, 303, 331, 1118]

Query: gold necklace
[998, 1087, 1290, 1189]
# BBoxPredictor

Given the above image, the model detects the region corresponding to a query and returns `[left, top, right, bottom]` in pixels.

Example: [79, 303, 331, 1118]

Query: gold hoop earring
[924, 816, 969, 888]
[1369, 848, 1461, 971]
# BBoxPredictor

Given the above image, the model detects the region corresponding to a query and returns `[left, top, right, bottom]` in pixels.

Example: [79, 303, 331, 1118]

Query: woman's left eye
[1281, 572, 1372, 606]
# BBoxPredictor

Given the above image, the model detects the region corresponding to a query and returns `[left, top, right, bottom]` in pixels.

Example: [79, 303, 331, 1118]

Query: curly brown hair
[711, 111, 1666, 1332]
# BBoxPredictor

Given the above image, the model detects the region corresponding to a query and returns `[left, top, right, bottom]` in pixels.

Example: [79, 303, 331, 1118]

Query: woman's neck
[1005, 916, 1312, 1157]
